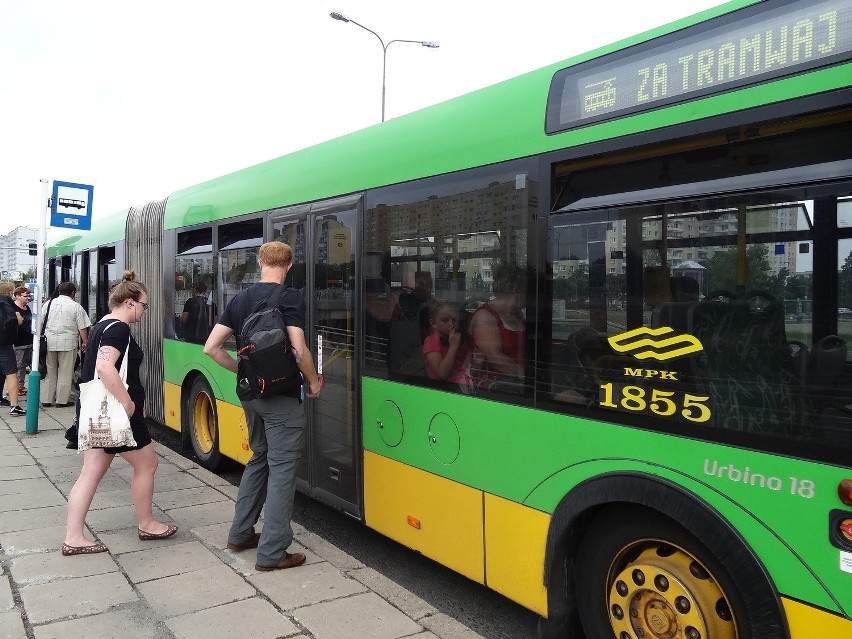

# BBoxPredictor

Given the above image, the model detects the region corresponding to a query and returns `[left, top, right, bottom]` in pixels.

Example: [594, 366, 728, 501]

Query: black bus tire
[186, 376, 222, 471]
[574, 504, 782, 639]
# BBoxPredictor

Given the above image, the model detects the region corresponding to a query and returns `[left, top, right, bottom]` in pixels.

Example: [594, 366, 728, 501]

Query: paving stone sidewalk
[0, 404, 483, 639]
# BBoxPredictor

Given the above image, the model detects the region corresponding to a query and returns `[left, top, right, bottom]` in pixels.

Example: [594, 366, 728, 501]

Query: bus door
[270, 194, 361, 518]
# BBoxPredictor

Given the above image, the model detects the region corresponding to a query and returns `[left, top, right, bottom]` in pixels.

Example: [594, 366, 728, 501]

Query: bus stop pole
[25, 179, 50, 435]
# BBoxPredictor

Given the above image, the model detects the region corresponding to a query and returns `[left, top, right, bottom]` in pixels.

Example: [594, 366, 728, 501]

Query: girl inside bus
[423, 300, 472, 386]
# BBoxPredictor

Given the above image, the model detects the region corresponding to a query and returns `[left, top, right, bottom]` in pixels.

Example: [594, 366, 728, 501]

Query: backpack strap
[40, 299, 53, 336]
[240, 285, 286, 348]
[266, 285, 286, 312]
[251, 284, 286, 315]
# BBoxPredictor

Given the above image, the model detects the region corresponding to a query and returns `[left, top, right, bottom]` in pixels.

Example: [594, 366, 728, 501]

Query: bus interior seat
[650, 277, 700, 333]
[560, 327, 610, 400]
[788, 341, 809, 386]
[692, 290, 800, 434]
[806, 335, 847, 407]
[670, 276, 699, 302]
[806, 335, 851, 443]
[651, 301, 697, 333]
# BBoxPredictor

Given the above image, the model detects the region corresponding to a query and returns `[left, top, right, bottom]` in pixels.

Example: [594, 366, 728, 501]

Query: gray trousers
[44, 349, 77, 404]
[228, 394, 305, 565]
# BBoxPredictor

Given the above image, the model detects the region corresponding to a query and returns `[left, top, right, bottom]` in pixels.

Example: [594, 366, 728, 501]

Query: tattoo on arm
[98, 347, 112, 361]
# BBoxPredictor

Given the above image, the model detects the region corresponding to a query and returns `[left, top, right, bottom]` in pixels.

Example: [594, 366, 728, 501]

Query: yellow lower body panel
[216, 399, 251, 465]
[163, 382, 182, 432]
[783, 597, 852, 637]
[364, 450, 484, 584]
[484, 493, 549, 616]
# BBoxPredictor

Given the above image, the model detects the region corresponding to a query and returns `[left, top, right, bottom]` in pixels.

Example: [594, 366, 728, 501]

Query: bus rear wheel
[575, 506, 761, 639]
[186, 377, 222, 471]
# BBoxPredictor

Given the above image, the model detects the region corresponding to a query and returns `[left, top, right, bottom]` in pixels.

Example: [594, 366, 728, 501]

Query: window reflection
[541, 195, 852, 450]
[364, 166, 535, 399]
[175, 227, 215, 344]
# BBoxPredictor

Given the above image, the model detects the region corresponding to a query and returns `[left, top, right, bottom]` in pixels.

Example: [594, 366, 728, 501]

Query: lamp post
[330, 11, 438, 122]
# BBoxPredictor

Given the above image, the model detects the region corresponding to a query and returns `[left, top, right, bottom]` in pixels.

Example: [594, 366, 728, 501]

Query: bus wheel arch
[183, 374, 222, 471]
[539, 473, 787, 639]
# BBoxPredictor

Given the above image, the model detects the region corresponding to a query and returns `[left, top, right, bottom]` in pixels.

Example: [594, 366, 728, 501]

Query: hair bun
[122, 270, 137, 282]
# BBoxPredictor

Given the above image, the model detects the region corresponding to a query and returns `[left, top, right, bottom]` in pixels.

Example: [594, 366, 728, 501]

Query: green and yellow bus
[48, 0, 852, 636]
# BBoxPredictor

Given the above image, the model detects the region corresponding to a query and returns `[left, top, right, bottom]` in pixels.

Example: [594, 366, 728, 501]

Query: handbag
[38, 299, 52, 378]
[77, 321, 137, 451]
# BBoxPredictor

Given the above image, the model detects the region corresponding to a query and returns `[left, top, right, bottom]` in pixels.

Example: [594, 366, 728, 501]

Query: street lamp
[330, 11, 438, 122]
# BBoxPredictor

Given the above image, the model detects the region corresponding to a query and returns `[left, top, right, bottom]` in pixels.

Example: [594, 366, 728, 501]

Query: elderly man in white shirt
[40, 282, 91, 407]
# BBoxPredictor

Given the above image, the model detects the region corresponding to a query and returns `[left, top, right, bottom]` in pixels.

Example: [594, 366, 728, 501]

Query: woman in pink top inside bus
[468, 263, 525, 387]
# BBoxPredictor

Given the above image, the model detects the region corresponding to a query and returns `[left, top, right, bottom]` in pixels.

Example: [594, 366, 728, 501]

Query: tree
[701, 245, 775, 294]
[839, 250, 852, 309]
[785, 274, 811, 303]
[606, 273, 626, 305]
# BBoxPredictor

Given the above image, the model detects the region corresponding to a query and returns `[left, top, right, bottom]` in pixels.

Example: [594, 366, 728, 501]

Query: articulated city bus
[48, 0, 852, 636]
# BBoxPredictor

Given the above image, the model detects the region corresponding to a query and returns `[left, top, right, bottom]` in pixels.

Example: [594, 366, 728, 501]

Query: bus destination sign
[546, 0, 852, 133]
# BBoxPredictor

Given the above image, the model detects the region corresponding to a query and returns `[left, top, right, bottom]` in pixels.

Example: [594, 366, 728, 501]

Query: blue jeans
[228, 394, 305, 565]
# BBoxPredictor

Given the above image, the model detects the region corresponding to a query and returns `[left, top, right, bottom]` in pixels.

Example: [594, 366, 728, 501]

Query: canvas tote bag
[77, 321, 136, 451]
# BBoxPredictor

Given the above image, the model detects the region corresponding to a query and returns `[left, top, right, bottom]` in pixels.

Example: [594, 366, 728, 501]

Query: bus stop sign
[50, 181, 93, 230]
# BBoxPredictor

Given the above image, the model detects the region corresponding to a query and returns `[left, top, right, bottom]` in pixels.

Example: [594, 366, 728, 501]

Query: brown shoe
[138, 524, 179, 541]
[62, 542, 108, 556]
[227, 532, 261, 552]
[255, 552, 306, 571]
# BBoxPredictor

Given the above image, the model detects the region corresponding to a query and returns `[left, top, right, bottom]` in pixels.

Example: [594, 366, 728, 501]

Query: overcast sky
[1, 0, 724, 237]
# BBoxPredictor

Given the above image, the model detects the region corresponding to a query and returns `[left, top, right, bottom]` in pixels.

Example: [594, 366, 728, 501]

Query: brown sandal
[138, 524, 178, 541]
[62, 542, 108, 556]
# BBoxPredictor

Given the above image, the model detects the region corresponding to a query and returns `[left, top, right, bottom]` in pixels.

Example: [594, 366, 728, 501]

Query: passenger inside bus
[552, 326, 610, 405]
[422, 300, 472, 387]
[390, 270, 434, 375]
[468, 263, 526, 390]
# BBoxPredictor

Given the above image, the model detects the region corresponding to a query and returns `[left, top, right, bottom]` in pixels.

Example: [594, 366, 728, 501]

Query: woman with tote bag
[62, 271, 178, 555]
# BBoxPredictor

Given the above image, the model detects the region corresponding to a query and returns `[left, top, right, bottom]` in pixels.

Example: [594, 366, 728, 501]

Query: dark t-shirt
[13, 303, 32, 347]
[80, 319, 145, 423]
[182, 296, 209, 343]
[218, 283, 305, 401]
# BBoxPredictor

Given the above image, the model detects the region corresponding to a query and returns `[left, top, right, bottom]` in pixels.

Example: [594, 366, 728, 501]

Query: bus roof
[47, 208, 128, 258]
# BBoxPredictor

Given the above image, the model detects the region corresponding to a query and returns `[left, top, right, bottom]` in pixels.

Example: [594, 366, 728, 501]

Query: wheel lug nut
[654, 574, 669, 591]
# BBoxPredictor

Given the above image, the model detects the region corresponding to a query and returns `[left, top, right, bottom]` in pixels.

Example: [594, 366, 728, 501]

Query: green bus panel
[162, 338, 241, 406]
[362, 376, 852, 616]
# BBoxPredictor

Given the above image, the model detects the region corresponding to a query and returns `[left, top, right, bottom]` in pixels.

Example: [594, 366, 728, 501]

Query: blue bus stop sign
[50, 181, 93, 230]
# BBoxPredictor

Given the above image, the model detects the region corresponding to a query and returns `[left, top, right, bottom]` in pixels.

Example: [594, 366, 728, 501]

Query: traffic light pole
[25, 179, 49, 434]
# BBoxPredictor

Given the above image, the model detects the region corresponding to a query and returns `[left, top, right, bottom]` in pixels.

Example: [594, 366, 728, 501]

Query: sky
[0, 0, 726, 238]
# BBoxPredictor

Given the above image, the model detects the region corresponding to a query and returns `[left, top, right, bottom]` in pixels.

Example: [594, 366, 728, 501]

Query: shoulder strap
[268, 285, 286, 310]
[40, 299, 53, 336]
[94, 320, 131, 382]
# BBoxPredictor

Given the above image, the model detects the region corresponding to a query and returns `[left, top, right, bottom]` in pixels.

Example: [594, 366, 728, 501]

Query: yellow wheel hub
[607, 542, 737, 639]
[192, 392, 215, 454]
